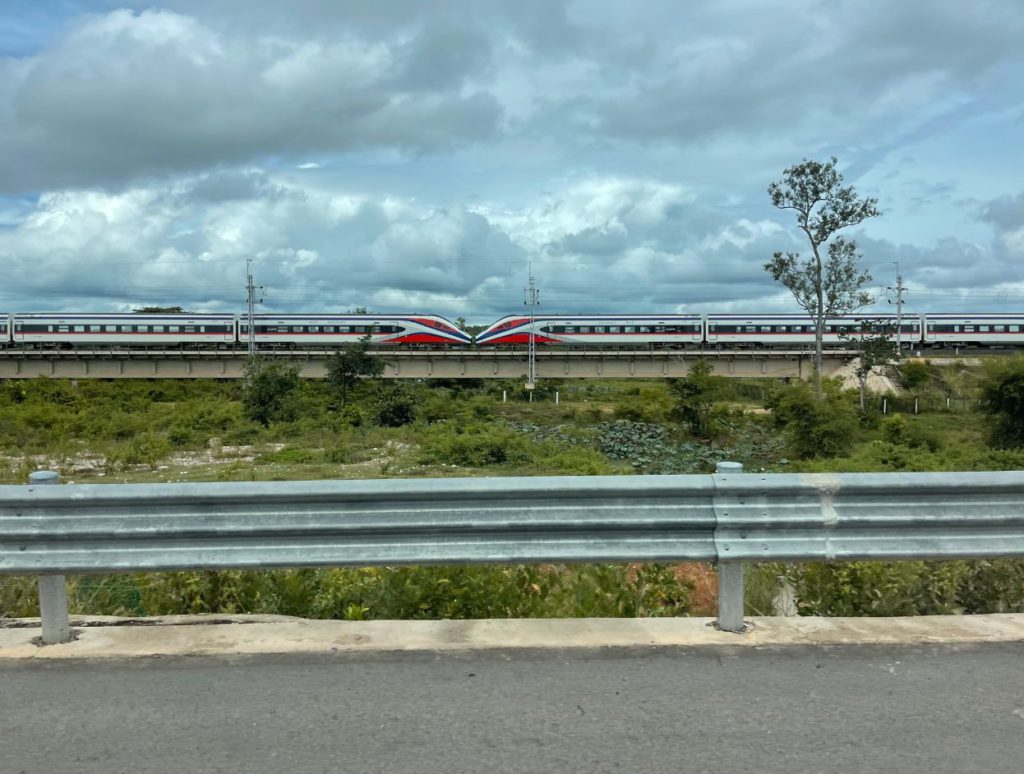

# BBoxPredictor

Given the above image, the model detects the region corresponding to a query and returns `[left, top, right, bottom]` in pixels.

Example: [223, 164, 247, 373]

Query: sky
[0, 0, 1022, 323]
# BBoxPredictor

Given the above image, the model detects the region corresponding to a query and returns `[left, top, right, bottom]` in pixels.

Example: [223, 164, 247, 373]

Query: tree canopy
[241, 359, 301, 426]
[324, 337, 385, 406]
[765, 157, 880, 396]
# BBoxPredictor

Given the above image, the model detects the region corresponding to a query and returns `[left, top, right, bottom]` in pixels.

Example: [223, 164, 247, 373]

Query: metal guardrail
[4, 466, 1024, 643]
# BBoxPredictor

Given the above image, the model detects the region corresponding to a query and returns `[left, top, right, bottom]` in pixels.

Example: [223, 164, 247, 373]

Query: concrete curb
[2, 613, 1023, 660]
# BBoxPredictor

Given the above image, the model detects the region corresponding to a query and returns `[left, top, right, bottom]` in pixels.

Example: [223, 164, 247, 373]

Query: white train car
[0, 314, 9, 348]
[11, 313, 237, 347]
[475, 314, 705, 347]
[244, 314, 471, 347]
[706, 314, 922, 348]
[922, 314, 1024, 347]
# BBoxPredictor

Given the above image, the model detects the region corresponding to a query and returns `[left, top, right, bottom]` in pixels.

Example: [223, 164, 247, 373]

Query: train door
[692, 318, 702, 342]
[706, 319, 718, 344]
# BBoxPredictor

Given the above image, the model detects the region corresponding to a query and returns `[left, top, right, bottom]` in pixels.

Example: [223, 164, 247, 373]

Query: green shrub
[324, 442, 352, 464]
[339, 404, 366, 427]
[373, 384, 418, 427]
[979, 357, 1024, 447]
[419, 424, 536, 467]
[768, 383, 859, 459]
[168, 424, 202, 447]
[242, 360, 301, 427]
[107, 434, 172, 469]
[899, 361, 932, 390]
[221, 423, 265, 445]
[784, 560, 1024, 616]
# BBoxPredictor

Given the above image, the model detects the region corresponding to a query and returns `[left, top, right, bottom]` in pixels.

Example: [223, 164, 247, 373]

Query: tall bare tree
[766, 157, 880, 396]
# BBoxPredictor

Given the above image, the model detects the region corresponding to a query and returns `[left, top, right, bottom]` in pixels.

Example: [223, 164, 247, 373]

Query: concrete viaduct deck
[0, 348, 856, 380]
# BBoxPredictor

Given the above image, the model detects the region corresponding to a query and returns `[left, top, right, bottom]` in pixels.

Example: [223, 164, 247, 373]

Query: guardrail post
[30, 471, 72, 645]
[715, 461, 746, 633]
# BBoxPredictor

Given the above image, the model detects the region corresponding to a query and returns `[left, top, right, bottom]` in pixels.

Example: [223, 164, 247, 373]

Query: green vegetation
[979, 357, 1024, 448]
[765, 156, 880, 396]
[242, 359, 301, 427]
[324, 337, 385, 406]
[0, 564, 693, 620]
[766, 381, 859, 459]
[2, 362, 1023, 621]
[668, 358, 730, 437]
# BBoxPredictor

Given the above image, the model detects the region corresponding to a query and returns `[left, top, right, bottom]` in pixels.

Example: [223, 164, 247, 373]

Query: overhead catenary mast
[245, 257, 264, 361]
[888, 262, 906, 355]
[525, 264, 540, 395]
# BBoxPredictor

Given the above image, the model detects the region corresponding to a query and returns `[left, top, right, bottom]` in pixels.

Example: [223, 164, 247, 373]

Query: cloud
[0, 8, 503, 193]
[0, 168, 1021, 319]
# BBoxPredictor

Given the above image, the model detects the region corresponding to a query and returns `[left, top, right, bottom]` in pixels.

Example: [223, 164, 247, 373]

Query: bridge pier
[0, 349, 853, 380]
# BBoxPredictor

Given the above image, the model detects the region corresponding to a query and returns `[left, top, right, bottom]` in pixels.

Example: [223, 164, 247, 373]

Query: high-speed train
[476, 312, 1024, 349]
[3, 312, 470, 348]
[1, 310, 1022, 350]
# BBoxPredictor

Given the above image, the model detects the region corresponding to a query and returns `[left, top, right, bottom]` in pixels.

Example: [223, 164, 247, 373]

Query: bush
[881, 415, 941, 451]
[669, 359, 730, 437]
[768, 383, 859, 459]
[373, 384, 418, 427]
[784, 559, 1024, 616]
[242, 360, 301, 427]
[107, 434, 172, 470]
[899, 361, 932, 390]
[419, 424, 536, 467]
[979, 357, 1024, 447]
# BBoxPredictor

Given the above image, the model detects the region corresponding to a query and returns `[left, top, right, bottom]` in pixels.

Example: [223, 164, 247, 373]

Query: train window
[1012, 326, 1020, 333]
[168, 326, 180, 333]
[579, 326, 590, 333]
[760, 326, 771, 332]
[964, 325, 974, 333]
[980, 326, 990, 332]
[74, 325, 85, 332]
[624, 326, 635, 333]
[59, 326, 70, 333]
[105, 325, 116, 332]
[138, 326, 148, 332]
[153, 326, 165, 333]
[89, 325, 101, 332]
[564, 326, 576, 333]
[994, 325, 1006, 332]
[745, 326, 756, 333]
[608, 326, 620, 333]
[309, 326, 320, 333]
[184, 326, 196, 333]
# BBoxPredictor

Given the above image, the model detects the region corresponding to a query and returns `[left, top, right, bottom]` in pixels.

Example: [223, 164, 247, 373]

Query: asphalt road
[3, 644, 1023, 774]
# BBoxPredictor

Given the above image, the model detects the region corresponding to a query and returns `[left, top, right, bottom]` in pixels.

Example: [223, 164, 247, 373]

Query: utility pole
[887, 262, 906, 355]
[245, 257, 264, 361]
[524, 264, 540, 397]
